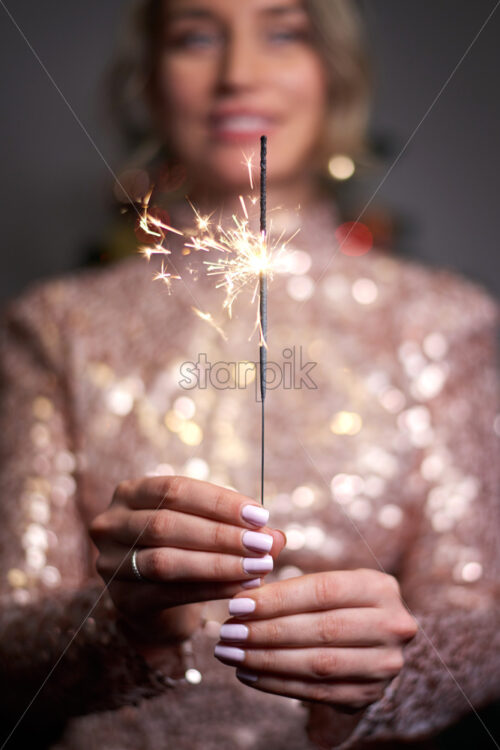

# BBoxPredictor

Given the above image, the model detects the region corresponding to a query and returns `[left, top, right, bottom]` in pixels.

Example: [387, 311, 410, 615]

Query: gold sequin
[377, 504, 403, 529]
[32, 397, 54, 421]
[330, 411, 362, 436]
[352, 277, 378, 305]
[7, 568, 28, 588]
[178, 421, 203, 446]
[291, 485, 315, 508]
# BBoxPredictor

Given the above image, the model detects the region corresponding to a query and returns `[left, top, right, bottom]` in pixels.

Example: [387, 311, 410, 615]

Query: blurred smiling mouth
[210, 113, 277, 143]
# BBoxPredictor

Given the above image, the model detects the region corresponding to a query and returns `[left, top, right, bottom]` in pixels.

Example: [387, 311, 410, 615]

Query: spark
[184, 196, 297, 331]
[138, 189, 184, 239]
[191, 307, 227, 341]
[137, 157, 299, 338]
[153, 261, 181, 290]
[241, 152, 255, 190]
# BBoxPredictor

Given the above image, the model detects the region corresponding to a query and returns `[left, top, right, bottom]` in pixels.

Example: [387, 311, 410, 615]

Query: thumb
[268, 528, 287, 560]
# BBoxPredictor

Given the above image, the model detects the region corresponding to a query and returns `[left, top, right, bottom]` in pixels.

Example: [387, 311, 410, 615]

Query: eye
[166, 28, 220, 50]
[268, 27, 310, 44]
[169, 29, 220, 50]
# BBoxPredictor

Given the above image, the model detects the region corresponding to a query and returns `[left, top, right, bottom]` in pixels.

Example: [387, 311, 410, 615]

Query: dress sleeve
[0, 291, 183, 744]
[306, 295, 500, 748]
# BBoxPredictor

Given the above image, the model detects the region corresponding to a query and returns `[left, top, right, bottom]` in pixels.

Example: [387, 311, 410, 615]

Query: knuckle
[391, 612, 418, 641]
[311, 684, 338, 704]
[357, 566, 380, 582]
[381, 648, 404, 678]
[364, 569, 400, 600]
[385, 574, 401, 595]
[211, 521, 226, 549]
[358, 567, 385, 593]
[147, 511, 169, 543]
[148, 548, 167, 578]
[259, 649, 278, 672]
[265, 618, 282, 644]
[310, 648, 338, 679]
[314, 573, 333, 608]
[212, 553, 226, 579]
[161, 475, 186, 507]
[271, 582, 286, 613]
[88, 514, 106, 541]
[317, 612, 342, 645]
[342, 688, 374, 711]
[211, 488, 227, 519]
[113, 479, 133, 504]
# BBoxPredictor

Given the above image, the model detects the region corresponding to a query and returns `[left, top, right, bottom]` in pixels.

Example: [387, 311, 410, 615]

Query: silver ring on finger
[131, 547, 145, 582]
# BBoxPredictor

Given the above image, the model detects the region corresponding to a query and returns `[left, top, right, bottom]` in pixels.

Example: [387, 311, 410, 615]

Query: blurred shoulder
[1, 256, 149, 325]
[0, 257, 161, 366]
[367, 248, 499, 344]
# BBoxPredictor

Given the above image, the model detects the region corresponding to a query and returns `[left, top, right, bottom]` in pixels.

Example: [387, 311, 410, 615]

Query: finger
[116, 476, 270, 529]
[228, 570, 394, 619]
[110, 578, 259, 611]
[234, 671, 388, 711]
[220, 608, 403, 648]
[97, 543, 275, 583]
[97, 505, 284, 560]
[214, 644, 404, 682]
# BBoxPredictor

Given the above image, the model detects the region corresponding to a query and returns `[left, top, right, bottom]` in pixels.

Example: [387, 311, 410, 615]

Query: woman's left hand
[214, 568, 418, 712]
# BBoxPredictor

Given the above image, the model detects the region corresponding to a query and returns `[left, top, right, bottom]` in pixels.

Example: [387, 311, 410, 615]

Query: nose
[217, 29, 259, 92]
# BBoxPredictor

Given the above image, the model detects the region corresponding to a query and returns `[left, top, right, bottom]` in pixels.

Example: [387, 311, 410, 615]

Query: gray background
[0, 0, 499, 303]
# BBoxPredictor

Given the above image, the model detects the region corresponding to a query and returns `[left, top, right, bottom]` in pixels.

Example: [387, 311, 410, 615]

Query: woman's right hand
[89, 476, 286, 648]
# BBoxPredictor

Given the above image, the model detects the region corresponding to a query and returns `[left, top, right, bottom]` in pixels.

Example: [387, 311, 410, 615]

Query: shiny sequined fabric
[0, 197, 498, 749]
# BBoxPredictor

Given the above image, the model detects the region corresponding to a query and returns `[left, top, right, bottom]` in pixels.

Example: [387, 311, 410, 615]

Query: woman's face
[152, 0, 329, 193]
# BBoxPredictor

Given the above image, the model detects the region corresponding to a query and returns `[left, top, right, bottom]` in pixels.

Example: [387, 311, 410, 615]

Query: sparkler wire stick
[259, 135, 267, 506]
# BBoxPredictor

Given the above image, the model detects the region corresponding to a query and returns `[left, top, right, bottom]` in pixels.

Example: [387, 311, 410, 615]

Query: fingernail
[214, 644, 245, 663]
[229, 597, 256, 615]
[220, 623, 249, 641]
[242, 530, 273, 553]
[241, 577, 261, 589]
[241, 505, 269, 527]
[236, 669, 258, 683]
[243, 554, 273, 574]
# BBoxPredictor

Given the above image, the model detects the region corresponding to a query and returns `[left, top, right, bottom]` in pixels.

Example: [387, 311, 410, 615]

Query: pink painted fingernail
[220, 623, 249, 641]
[236, 669, 258, 683]
[241, 577, 261, 589]
[214, 644, 245, 663]
[229, 597, 256, 616]
[243, 554, 273, 574]
[241, 505, 269, 527]
[242, 530, 273, 553]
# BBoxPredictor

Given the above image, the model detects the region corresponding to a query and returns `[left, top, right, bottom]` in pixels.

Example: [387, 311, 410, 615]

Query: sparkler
[258, 135, 268, 506]
[138, 137, 298, 506]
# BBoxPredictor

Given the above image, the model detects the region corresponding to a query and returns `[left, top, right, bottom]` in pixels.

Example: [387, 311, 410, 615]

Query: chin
[201, 157, 298, 193]
[198, 163, 254, 193]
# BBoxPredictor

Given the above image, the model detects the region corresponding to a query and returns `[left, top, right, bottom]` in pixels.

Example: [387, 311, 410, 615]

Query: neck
[184, 173, 328, 223]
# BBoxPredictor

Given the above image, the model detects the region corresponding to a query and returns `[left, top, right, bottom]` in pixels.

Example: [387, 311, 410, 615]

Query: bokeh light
[328, 154, 356, 181]
[335, 221, 373, 256]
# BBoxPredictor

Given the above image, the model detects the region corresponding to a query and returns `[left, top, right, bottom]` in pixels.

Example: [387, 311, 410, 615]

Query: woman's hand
[214, 568, 418, 713]
[89, 476, 286, 649]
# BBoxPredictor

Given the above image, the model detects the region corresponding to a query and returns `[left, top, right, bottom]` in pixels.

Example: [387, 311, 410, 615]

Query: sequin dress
[0, 197, 498, 749]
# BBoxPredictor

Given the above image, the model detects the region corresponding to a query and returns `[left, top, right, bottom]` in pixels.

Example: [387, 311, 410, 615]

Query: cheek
[157, 57, 211, 122]
[276, 56, 328, 133]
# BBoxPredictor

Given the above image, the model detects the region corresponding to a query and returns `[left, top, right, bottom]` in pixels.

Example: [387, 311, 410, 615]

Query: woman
[0, 1, 498, 748]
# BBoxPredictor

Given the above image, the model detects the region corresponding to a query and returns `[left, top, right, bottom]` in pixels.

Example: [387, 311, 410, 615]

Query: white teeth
[215, 116, 270, 131]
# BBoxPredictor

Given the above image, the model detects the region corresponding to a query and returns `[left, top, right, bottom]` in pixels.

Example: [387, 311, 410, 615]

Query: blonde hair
[106, 0, 372, 172]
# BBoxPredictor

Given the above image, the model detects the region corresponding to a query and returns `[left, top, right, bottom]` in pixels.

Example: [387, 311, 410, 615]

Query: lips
[209, 110, 277, 143]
